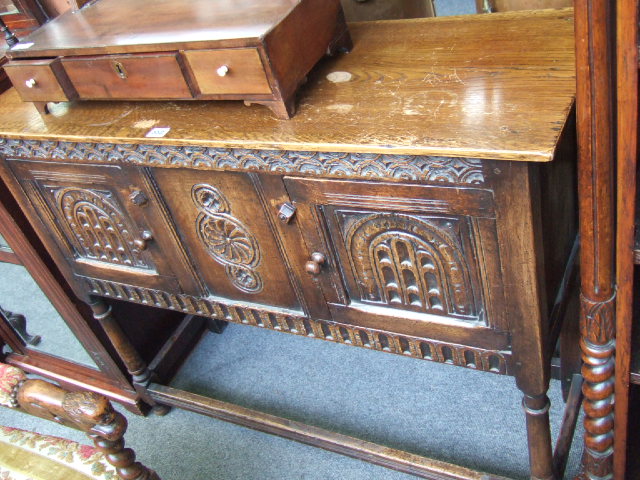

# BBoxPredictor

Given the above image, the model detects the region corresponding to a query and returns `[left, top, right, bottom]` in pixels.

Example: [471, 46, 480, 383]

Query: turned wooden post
[574, 1, 616, 478]
[89, 298, 168, 415]
[89, 298, 151, 385]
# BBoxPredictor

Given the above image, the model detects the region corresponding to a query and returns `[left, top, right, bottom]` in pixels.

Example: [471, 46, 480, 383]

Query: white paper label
[145, 127, 171, 138]
[11, 42, 34, 50]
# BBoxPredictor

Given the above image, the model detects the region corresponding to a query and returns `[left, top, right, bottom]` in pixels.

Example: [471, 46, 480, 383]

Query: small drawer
[61, 53, 192, 100]
[183, 48, 272, 96]
[4, 58, 75, 102]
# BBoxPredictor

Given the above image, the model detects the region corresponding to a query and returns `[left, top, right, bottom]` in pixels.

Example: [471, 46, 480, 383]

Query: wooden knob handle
[305, 252, 326, 275]
[134, 231, 153, 251]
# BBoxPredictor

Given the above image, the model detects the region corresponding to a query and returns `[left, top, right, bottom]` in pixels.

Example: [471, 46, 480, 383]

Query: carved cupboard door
[284, 178, 509, 350]
[150, 168, 303, 312]
[4, 160, 198, 294]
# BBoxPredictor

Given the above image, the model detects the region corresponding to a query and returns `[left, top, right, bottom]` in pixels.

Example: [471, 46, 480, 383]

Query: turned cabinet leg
[89, 299, 150, 385]
[522, 393, 556, 480]
[206, 318, 228, 334]
[89, 298, 166, 412]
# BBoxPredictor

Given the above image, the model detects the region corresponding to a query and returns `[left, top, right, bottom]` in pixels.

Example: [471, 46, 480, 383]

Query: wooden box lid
[6, 0, 309, 59]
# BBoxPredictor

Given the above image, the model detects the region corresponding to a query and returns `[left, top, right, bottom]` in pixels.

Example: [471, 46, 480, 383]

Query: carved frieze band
[192, 184, 262, 293]
[0, 139, 485, 184]
[83, 277, 508, 374]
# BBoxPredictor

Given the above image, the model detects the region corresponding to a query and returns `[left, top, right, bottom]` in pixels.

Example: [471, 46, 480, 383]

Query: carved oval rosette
[192, 184, 263, 293]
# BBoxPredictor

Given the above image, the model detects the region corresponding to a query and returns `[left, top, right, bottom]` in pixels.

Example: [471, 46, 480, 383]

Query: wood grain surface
[0, 10, 575, 161]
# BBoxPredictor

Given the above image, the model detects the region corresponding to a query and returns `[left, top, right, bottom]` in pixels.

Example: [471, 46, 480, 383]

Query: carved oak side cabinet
[0, 10, 579, 480]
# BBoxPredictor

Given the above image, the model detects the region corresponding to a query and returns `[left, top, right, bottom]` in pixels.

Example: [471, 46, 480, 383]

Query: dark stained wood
[0, 0, 47, 38]
[0, 248, 20, 265]
[147, 314, 207, 384]
[88, 299, 151, 387]
[11, 0, 47, 25]
[0, 11, 573, 161]
[4, 159, 202, 295]
[8, 0, 329, 57]
[613, 0, 638, 477]
[62, 54, 192, 100]
[6, 349, 141, 412]
[151, 168, 303, 310]
[0, 174, 145, 412]
[574, 1, 617, 478]
[4, 58, 76, 102]
[148, 383, 511, 480]
[9, 366, 160, 480]
[182, 48, 272, 96]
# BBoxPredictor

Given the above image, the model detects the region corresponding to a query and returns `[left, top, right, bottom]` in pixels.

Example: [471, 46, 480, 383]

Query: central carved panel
[339, 212, 479, 321]
[53, 187, 152, 269]
[192, 184, 263, 293]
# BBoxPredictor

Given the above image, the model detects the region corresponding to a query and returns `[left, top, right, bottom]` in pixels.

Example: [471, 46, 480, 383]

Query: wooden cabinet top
[0, 9, 575, 162]
[6, 0, 311, 57]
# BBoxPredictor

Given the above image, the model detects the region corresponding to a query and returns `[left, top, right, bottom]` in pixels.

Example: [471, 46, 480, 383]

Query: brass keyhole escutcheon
[113, 61, 127, 79]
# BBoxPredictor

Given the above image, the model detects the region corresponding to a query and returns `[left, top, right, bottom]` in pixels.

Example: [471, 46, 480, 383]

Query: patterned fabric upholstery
[0, 426, 119, 480]
[0, 363, 26, 408]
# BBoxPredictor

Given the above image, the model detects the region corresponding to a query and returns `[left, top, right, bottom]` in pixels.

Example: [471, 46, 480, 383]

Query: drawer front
[4, 59, 73, 102]
[5, 159, 194, 294]
[62, 54, 192, 100]
[183, 48, 272, 95]
[284, 177, 508, 346]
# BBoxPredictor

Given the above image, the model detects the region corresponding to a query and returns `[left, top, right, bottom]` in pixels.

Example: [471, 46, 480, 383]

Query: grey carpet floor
[0, 262, 96, 367]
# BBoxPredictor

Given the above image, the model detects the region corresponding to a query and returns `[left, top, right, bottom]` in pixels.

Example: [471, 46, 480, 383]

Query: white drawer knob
[25, 78, 37, 88]
[216, 65, 229, 77]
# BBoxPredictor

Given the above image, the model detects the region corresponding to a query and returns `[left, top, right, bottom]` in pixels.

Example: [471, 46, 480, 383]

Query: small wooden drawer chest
[3, 0, 351, 118]
[0, 10, 578, 480]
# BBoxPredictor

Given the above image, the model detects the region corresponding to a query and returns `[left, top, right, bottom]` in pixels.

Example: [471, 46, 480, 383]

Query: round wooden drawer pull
[134, 231, 154, 251]
[305, 252, 326, 275]
[25, 79, 37, 88]
[216, 65, 229, 77]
